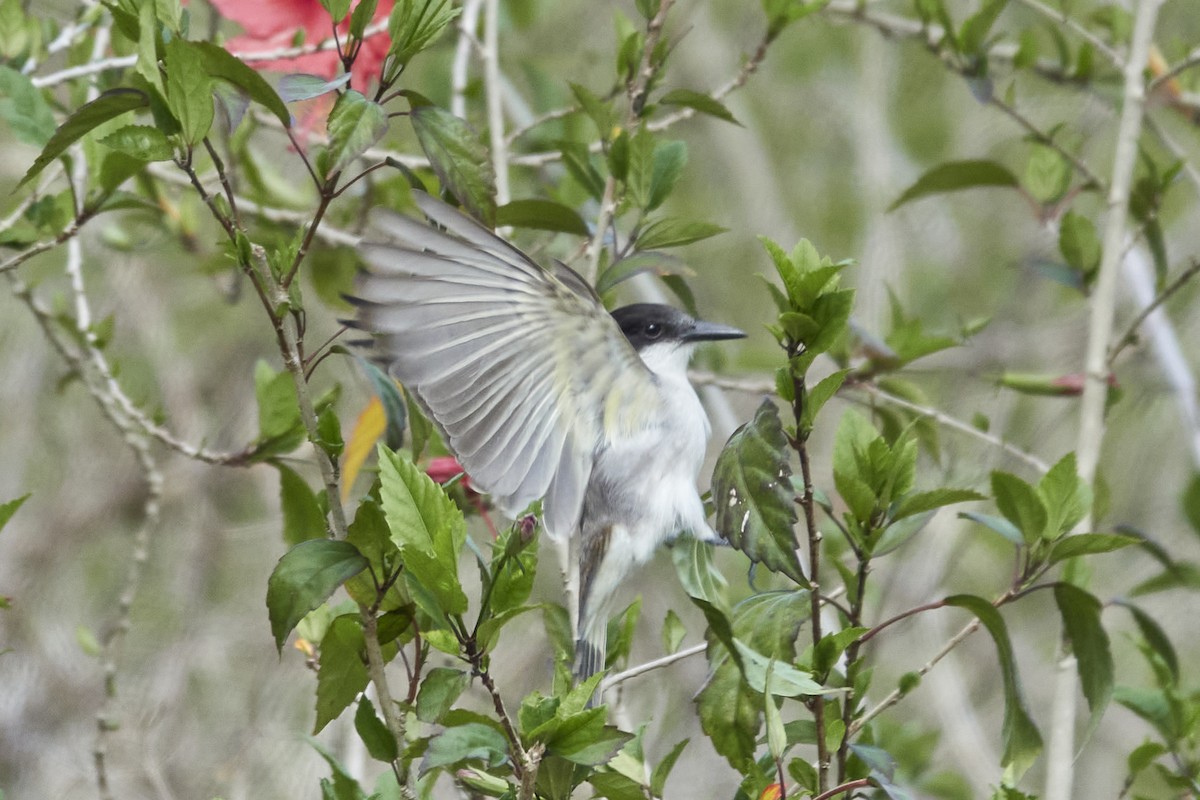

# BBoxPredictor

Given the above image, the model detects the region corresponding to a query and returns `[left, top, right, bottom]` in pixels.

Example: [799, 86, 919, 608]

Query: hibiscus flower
[210, 0, 394, 90]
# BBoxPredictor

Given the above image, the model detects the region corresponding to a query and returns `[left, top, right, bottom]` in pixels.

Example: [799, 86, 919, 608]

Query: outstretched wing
[351, 193, 657, 540]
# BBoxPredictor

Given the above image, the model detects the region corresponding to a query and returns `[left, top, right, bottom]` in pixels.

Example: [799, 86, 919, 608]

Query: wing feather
[353, 195, 655, 539]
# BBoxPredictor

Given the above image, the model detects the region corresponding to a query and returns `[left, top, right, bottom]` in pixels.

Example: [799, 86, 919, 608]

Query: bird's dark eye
[645, 322, 663, 338]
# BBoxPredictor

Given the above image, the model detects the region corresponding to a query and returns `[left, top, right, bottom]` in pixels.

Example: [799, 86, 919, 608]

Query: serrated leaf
[267, 540, 369, 652]
[387, 0, 460, 66]
[734, 639, 824, 696]
[98, 124, 174, 161]
[275, 463, 328, 545]
[378, 446, 467, 614]
[422, 722, 509, 772]
[0, 493, 30, 533]
[561, 139, 604, 199]
[0, 66, 55, 146]
[310, 738, 369, 800]
[416, 666, 469, 723]
[1038, 453, 1091, 539]
[495, 198, 588, 235]
[888, 160, 1020, 211]
[278, 72, 352, 103]
[660, 88, 740, 125]
[945, 594, 1042, 777]
[799, 369, 848, 433]
[411, 105, 495, 227]
[325, 89, 388, 176]
[1046, 532, 1139, 565]
[637, 217, 726, 250]
[671, 538, 729, 608]
[19, 88, 149, 187]
[532, 707, 633, 765]
[1053, 583, 1112, 723]
[163, 38, 213, 145]
[354, 696, 398, 762]
[713, 399, 805, 585]
[991, 471, 1047, 544]
[254, 361, 305, 454]
[135, 0, 164, 95]
[193, 41, 291, 127]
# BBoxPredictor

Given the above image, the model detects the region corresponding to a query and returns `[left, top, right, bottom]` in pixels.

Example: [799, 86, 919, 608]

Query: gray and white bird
[351, 193, 744, 681]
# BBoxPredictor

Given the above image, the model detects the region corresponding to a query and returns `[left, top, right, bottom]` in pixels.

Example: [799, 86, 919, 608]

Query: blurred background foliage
[2, 0, 1200, 798]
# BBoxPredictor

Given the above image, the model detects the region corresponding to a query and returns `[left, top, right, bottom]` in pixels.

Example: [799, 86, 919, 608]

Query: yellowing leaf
[342, 395, 387, 502]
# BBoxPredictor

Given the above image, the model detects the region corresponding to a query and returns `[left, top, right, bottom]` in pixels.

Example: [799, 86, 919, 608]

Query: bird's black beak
[685, 320, 746, 342]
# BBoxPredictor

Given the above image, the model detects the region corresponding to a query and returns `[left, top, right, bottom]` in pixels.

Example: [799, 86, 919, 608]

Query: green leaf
[1053, 583, 1112, 722]
[422, 722, 509, 772]
[192, 41, 291, 127]
[163, 38, 214, 145]
[734, 639, 824, 696]
[959, 0, 1009, 54]
[254, 361, 305, 453]
[659, 88, 740, 125]
[661, 609, 685, 654]
[275, 463, 328, 545]
[569, 81, 614, 135]
[0, 493, 30, 533]
[411, 105, 496, 227]
[799, 369, 848, 433]
[888, 160, 1020, 211]
[589, 771, 646, 800]
[387, 0, 460, 66]
[959, 510, 1023, 546]
[1114, 600, 1178, 681]
[945, 594, 1042, 777]
[134, 0, 164, 95]
[324, 89, 388, 176]
[321, 0, 353, 22]
[636, 217, 726, 250]
[266, 540, 369, 652]
[416, 666, 469, 723]
[1182, 473, 1200, 538]
[555, 142, 601, 203]
[378, 446, 468, 614]
[696, 649, 760, 770]
[533, 707, 633, 765]
[649, 738, 688, 797]
[892, 488, 983, 521]
[1025, 143, 1072, 204]
[99, 124, 174, 162]
[596, 251, 694, 295]
[309, 739, 369, 800]
[0, 66, 55, 146]
[277, 72, 352, 103]
[991, 471, 1047, 544]
[1058, 211, 1100, 277]
[355, 696, 398, 762]
[495, 199, 588, 235]
[314, 614, 370, 733]
[19, 88, 149, 187]
[1046, 532, 1139, 566]
[647, 139, 687, 211]
[348, 0, 379, 37]
[671, 538, 729, 608]
[712, 399, 805, 585]
[487, 524, 538, 617]
[1037, 453, 1091, 539]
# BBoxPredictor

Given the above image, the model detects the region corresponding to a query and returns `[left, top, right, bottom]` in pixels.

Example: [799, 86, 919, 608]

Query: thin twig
[451, 0, 485, 119]
[1011, 0, 1121, 68]
[1109, 259, 1200, 366]
[812, 778, 872, 800]
[600, 642, 707, 693]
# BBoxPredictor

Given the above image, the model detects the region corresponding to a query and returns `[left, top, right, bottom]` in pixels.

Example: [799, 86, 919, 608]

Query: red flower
[425, 455, 472, 489]
[210, 0, 394, 91]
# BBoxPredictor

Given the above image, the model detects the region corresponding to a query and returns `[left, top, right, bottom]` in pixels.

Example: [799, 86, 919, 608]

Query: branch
[451, 0, 485, 119]
[1109, 258, 1200, 366]
[1010, 0, 1121, 68]
[600, 642, 707, 694]
[812, 778, 872, 800]
[483, 0, 510, 207]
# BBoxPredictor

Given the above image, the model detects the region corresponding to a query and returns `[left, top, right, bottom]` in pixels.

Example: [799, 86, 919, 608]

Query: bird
[349, 192, 745, 684]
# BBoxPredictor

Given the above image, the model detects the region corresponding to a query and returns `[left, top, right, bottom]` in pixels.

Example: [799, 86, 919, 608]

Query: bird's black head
[611, 303, 745, 352]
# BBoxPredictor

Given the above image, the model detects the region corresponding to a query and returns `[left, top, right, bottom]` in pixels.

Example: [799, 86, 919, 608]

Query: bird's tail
[573, 602, 608, 706]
